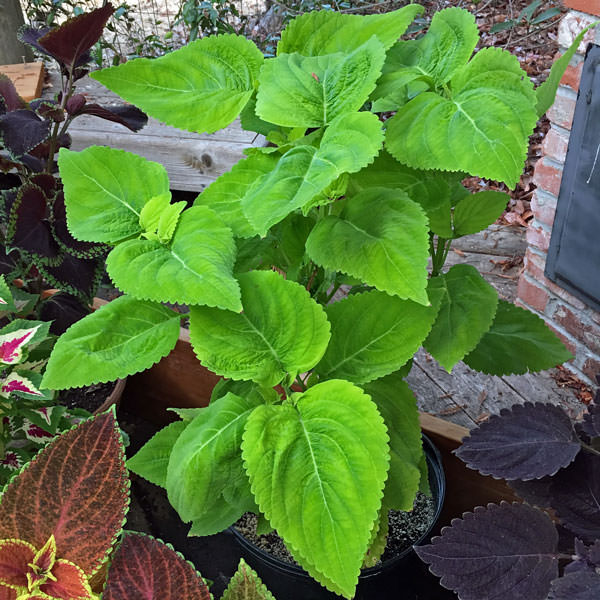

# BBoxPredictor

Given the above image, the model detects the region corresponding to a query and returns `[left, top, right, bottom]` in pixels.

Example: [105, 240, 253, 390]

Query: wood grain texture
[1, 61, 44, 101]
[44, 70, 265, 191]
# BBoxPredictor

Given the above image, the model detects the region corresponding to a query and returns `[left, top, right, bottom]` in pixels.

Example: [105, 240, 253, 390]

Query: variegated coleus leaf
[0, 326, 41, 365]
[0, 373, 44, 398]
[103, 532, 210, 600]
[0, 535, 92, 600]
[0, 413, 129, 577]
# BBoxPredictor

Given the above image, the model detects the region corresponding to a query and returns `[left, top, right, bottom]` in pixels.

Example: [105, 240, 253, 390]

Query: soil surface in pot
[58, 381, 117, 413]
[235, 493, 435, 567]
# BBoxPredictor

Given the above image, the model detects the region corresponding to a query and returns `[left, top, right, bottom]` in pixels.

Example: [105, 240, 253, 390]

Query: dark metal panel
[546, 44, 600, 311]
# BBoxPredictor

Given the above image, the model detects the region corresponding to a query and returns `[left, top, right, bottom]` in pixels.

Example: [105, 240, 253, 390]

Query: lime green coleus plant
[40, 6, 584, 598]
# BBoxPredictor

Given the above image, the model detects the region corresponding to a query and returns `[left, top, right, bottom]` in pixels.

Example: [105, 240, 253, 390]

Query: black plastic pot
[230, 434, 446, 600]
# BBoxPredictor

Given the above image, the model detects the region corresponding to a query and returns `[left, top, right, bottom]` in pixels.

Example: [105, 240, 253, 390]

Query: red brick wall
[516, 8, 600, 386]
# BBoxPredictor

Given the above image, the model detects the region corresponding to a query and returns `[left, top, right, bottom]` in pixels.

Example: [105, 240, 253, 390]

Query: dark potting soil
[235, 493, 435, 568]
[58, 381, 117, 413]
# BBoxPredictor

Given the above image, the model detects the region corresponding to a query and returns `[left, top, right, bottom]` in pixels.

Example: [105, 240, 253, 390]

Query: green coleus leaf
[242, 111, 383, 236]
[382, 8, 478, 90]
[306, 187, 429, 304]
[127, 421, 187, 488]
[362, 507, 389, 568]
[58, 146, 169, 244]
[256, 37, 385, 128]
[371, 8, 479, 112]
[41, 296, 181, 389]
[385, 47, 537, 187]
[0, 276, 15, 311]
[452, 190, 509, 237]
[424, 265, 498, 372]
[363, 374, 423, 512]
[189, 271, 330, 387]
[222, 559, 276, 600]
[166, 392, 261, 535]
[106, 206, 242, 311]
[139, 193, 186, 243]
[347, 150, 455, 237]
[242, 380, 389, 598]
[315, 289, 439, 384]
[195, 152, 279, 238]
[91, 34, 264, 134]
[464, 300, 573, 375]
[278, 5, 423, 55]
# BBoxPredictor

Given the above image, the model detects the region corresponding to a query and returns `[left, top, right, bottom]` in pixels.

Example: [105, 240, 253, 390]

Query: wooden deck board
[410, 225, 586, 428]
[1, 61, 44, 101]
[43, 70, 265, 191]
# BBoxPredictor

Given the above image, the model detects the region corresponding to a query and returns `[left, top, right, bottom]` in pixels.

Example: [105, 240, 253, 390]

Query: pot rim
[230, 433, 446, 580]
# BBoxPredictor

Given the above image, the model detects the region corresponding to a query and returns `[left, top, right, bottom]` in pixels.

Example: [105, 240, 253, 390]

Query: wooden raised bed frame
[123, 329, 518, 527]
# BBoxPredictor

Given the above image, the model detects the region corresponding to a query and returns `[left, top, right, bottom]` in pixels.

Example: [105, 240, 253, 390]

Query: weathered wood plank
[452, 224, 527, 256]
[442, 250, 520, 301]
[407, 356, 476, 429]
[1, 61, 44, 100]
[44, 70, 265, 191]
[68, 129, 261, 192]
[410, 348, 530, 425]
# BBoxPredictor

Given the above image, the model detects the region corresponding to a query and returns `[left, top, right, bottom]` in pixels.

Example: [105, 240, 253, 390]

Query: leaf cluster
[0, 275, 88, 486]
[0, 5, 148, 329]
[0, 411, 275, 599]
[417, 396, 600, 600]
[39, 6, 586, 597]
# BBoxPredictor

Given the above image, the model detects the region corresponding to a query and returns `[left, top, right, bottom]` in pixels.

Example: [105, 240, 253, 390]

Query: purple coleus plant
[416, 387, 600, 600]
[0, 4, 147, 334]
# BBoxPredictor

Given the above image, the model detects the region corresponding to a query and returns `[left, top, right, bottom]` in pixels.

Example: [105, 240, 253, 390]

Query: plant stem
[581, 442, 600, 456]
[45, 67, 74, 174]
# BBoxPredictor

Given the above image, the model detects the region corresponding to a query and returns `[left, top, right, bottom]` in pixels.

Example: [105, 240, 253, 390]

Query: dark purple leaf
[79, 104, 148, 132]
[0, 110, 52, 157]
[581, 403, 600, 439]
[18, 26, 52, 59]
[28, 173, 57, 197]
[65, 94, 86, 115]
[566, 539, 600, 575]
[38, 253, 104, 300]
[550, 452, 600, 544]
[549, 571, 600, 600]
[416, 502, 559, 600]
[37, 5, 115, 69]
[455, 403, 581, 480]
[0, 75, 26, 113]
[19, 154, 45, 173]
[39, 292, 90, 334]
[0, 247, 17, 276]
[51, 191, 107, 258]
[8, 183, 59, 260]
[35, 101, 65, 122]
[0, 173, 20, 191]
[509, 477, 553, 507]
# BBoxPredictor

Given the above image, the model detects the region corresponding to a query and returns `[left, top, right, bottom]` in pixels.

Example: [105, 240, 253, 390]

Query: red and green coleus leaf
[102, 532, 210, 600]
[0, 413, 129, 576]
[0, 536, 92, 600]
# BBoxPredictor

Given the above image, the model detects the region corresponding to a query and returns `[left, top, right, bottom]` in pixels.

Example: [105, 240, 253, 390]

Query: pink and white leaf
[0, 374, 44, 398]
[0, 327, 40, 365]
